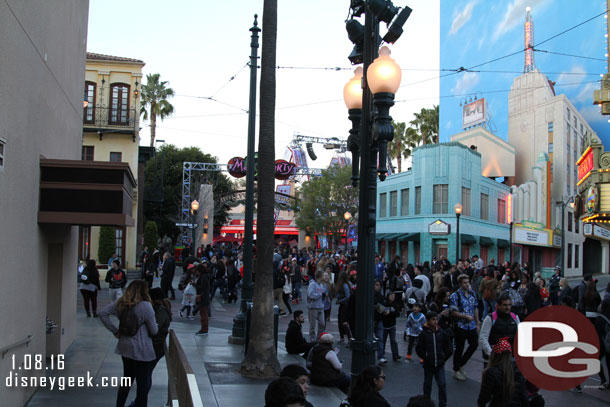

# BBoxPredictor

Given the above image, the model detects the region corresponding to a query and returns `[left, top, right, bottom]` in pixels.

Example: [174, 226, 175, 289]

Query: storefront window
[433, 184, 448, 214]
[461, 187, 471, 216]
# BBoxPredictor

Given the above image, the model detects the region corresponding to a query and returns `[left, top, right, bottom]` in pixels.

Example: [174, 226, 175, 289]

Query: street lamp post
[230, 15, 260, 344]
[190, 200, 199, 251]
[343, 1, 409, 377]
[557, 196, 575, 273]
[344, 211, 352, 254]
[454, 203, 462, 264]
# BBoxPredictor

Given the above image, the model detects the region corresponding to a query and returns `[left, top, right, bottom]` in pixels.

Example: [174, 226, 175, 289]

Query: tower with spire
[524, 6, 535, 73]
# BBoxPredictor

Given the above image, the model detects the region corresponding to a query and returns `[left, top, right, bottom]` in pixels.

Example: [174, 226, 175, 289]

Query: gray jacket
[99, 300, 158, 361]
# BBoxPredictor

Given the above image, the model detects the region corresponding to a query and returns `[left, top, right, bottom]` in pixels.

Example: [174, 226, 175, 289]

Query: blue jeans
[482, 299, 496, 320]
[375, 320, 384, 359]
[292, 281, 301, 299]
[424, 365, 447, 407]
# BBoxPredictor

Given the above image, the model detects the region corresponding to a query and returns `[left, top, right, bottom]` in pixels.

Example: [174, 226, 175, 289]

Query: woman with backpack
[98, 280, 158, 407]
[80, 259, 101, 317]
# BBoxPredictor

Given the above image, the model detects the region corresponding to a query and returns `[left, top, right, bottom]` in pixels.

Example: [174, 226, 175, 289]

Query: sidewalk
[26, 269, 610, 406]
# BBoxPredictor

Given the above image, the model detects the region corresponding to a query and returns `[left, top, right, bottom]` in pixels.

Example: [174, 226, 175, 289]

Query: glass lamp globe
[343, 67, 363, 109]
[367, 46, 402, 94]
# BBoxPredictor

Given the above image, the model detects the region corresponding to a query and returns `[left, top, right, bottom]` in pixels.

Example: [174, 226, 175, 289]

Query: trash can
[245, 302, 279, 354]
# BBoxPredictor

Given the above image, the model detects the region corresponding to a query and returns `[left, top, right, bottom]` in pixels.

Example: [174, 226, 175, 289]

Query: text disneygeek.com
[5, 371, 132, 391]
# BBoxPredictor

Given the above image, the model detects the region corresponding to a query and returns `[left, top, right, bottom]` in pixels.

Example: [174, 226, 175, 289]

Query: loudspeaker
[306, 143, 317, 160]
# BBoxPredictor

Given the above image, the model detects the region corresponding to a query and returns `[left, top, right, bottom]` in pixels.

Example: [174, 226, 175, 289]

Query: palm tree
[402, 126, 420, 162]
[240, 0, 281, 378]
[140, 73, 175, 147]
[388, 121, 407, 173]
[410, 105, 439, 145]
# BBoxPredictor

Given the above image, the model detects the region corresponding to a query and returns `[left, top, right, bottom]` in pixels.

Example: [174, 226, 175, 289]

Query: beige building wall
[83, 57, 144, 269]
[450, 127, 516, 178]
[0, 1, 89, 405]
[508, 69, 595, 276]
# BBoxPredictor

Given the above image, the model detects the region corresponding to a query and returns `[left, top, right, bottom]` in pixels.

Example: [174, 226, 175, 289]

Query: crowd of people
[78, 241, 610, 407]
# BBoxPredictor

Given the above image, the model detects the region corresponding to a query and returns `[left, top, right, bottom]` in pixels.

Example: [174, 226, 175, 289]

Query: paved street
[27, 269, 610, 407]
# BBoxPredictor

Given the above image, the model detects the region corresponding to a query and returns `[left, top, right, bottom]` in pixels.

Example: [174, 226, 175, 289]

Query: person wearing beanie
[416, 311, 452, 407]
[477, 338, 528, 406]
[285, 311, 315, 358]
[309, 333, 350, 394]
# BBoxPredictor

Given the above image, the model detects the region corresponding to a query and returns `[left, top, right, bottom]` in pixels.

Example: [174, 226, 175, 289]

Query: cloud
[450, 1, 476, 35]
[556, 65, 587, 85]
[492, 0, 550, 41]
[451, 72, 480, 95]
[575, 82, 598, 104]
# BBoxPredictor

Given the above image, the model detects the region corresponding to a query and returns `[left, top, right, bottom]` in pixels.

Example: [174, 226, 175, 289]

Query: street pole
[230, 15, 260, 344]
[191, 212, 196, 252]
[351, 6, 379, 377]
[560, 202, 565, 273]
[456, 213, 460, 263]
[509, 221, 513, 264]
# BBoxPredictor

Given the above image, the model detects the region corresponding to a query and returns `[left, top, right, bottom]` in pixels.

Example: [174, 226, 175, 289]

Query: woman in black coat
[348, 365, 390, 407]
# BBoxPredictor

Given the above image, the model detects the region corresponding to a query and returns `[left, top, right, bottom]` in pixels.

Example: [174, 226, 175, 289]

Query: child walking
[405, 303, 426, 362]
[382, 291, 403, 361]
[416, 311, 452, 407]
[180, 278, 197, 320]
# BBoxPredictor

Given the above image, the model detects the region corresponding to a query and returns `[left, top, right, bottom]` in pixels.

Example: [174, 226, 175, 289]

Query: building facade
[81, 53, 144, 269]
[508, 69, 596, 276]
[376, 143, 511, 265]
[0, 2, 89, 406]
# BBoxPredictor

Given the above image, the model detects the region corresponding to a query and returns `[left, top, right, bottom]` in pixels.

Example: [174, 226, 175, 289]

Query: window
[115, 227, 125, 266]
[568, 212, 573, 232]
[548, 142, 553, 153]
[575, 215, 579, 233]
[575, 244, 579, 268]
[109, 83, 130, 124]
[379, 193, 387, 217]
[415, 186, 421, 215]
[83, 81, 96, 123]
[566, 164, 571, 189]
[497, 199, 506, 223]
[566, 108, 570, 121]
[433, 184, 448, 214]
[461, 187, 471, 216]
[481, 193, 489, 220]
[400, 188, 409, 216]
[390, 191, 397, 217]
[574, 116, 577, 128]
[82, 146, 94, 161]
[580, 124, 584, 135]
[567, 243, 572, 268]
[548, 122, 554, 132]
[109, 152, 122, 162]
[0, 138, 5, 170]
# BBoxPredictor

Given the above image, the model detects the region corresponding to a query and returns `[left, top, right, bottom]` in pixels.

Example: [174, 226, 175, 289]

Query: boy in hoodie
[416, 311, 452, 407]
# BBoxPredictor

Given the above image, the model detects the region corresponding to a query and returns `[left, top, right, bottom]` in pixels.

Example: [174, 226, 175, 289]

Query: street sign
[176, 222, 197, 228]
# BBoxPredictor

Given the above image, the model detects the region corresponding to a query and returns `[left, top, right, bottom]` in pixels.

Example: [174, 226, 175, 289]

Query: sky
[86, 0, 440, 170]
[439, 0, 609, 145]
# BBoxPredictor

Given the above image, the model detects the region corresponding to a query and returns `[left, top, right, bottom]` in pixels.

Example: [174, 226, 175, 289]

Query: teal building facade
[376, 143, 511, 265]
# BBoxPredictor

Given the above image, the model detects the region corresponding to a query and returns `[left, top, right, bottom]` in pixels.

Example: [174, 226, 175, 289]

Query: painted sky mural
[439, 0, 609, 147]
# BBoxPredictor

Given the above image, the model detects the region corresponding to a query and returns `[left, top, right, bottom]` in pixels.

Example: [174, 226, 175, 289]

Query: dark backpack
[118, 307, 140, 337]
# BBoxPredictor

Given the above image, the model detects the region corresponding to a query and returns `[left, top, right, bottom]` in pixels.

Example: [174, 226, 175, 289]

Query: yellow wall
[82, 57, 144, 269]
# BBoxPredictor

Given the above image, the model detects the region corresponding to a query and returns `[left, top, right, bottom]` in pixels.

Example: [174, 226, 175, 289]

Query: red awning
[219, 225, 300, 235]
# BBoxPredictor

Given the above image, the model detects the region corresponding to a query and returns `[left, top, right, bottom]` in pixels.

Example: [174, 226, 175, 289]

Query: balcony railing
[83, 106, 138, 133]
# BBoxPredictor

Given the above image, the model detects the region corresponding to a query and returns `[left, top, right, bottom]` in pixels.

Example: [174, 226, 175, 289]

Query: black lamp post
[454, 203, 462, 264]
[230, 15, 260, 344]
[344, 211, 352, 253]
[557, 196, 575, 274]
[343, 0, 409, 378]
[190, 200, 199, 251]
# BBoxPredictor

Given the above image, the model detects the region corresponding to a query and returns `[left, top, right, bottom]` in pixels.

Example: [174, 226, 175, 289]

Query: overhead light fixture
[346, 19, 365, 64]
[350, 0, 365, 17]
[369, 0, 399, 24]
[383, 5, 412, 43]
[306, 142, 317, 160]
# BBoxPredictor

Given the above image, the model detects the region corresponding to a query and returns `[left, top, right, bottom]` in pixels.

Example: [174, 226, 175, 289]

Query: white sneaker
[459, 366, 467, 378]
[378, 358, 388, 365]
[453, 370, 466, 381]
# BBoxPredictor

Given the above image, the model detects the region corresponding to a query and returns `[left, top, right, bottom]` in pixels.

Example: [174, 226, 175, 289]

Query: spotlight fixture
[350, 0, 365, 17]
[383, 6, 412, 44]
[306, 142, 317, 160]
[369, 0, 399, 24]
[346, 19, 365, 65]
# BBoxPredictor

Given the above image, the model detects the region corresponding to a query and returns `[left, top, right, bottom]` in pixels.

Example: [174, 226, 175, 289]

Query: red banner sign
[577, 148, 593, 183]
